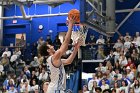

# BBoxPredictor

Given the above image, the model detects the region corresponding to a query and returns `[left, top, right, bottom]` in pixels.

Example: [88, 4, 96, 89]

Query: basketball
[68, 9, 80, 23]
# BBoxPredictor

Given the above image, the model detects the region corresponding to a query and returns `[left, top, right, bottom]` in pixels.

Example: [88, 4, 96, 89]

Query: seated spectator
[23, 66, 31, 79]
[82, 85, 89, 93]
[30, 79, 38, 91]
[39, 68, 48, 84]
[132, 36, 139, 48]
[96, 71, 103, 81]
[124, 48, 131, 59]
[42, 81, 49, 93]
[38, 54, 44, 65]
[20, 79, 31, 92]
[121, 72, 131, 86]
[7, 79, 15, 91]
[115, 69, 122, 80]
[112, 82, 121, 93]
[0, 54, 9, 71]
[130, 79, 140, 93]
[8, 85, 17, 93]
[95, 63, 106, 74]
[2, 85, 8, 93]
[95, 46, 105, 60]
[124, 37, 131, 49]
[124, 32, 131, 42]
[95, 87, 102, 93]
[30, 56, 39, 68]
[96, 35, 105, 45]
[111, 89, 116, 93]
[113, 61, 121, 72]
[46, 35, 52, 45]
[102, 89, 111, 93]
[17, 71, 26, 86]
[37, 37, 45, 51]
[10, 48, 21, 63]
[129, 87, 135, 93]
[89, 81, 98, 93]
[98, 74, 110, 87]
[131, 49, 138, 62]
[113, 39, 123, 50]
[88, 74, 99, 91]
[2, 47, 11, 58]
[30, 71, 38, 86]
[113, 47, 121, 63]
[119, 35, 125, 44]
[53, 35, 61, 50]
[105, 50, 115, 66]
[120, 80, 129, 93]
[119, 55, 128, 68]
[105, 61, 112, 71]
[126, 66, 134, 81]
[100, 79, 109, 92]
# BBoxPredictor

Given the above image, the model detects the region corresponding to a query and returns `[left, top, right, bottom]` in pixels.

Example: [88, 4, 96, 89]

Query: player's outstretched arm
[52, 18, 75, 67]
[62, 39, 82, 65]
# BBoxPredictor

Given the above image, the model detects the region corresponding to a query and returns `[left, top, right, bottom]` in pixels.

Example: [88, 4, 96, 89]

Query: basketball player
[39, 17, 81, 93]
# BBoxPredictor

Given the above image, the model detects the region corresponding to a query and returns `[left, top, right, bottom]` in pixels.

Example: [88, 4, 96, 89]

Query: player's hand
[68, 16, 76, 25]
[74, 38, 83, 50]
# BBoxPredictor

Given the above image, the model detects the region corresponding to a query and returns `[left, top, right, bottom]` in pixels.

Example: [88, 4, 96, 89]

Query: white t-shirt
[124, 41, 131, 49]
[2, 51, 11, 57]
[47, 56, 66, 93]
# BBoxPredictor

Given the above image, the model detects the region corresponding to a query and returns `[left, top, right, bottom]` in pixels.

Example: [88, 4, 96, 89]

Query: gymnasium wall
[3, 0, 80, 46]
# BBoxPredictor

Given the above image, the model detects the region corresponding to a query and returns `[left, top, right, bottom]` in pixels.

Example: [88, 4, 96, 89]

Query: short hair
[39, 42, 49, 57]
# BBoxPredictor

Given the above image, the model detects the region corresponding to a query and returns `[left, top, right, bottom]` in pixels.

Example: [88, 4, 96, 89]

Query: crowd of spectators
[83, 32, 140, 93]
[0, 35, 63, 93]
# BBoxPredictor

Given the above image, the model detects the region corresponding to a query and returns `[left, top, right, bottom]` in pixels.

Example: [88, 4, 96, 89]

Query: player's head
[39, 42, 55, 57]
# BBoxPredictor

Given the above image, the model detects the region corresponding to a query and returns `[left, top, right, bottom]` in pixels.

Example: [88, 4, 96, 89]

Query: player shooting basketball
[39, 14, 82, 93]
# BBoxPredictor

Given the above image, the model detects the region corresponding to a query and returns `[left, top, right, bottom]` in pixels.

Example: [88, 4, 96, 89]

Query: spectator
[95, 87, 102, 93]
[42, 81, 49, 93]
[113, 61, 121, 71]
[8, 85, 17, 93]
[124, 32, 131, 42]
[119, 55, 128, 68]
[114, 69, 122, 80]
[83, 85, 89, 93]
[124, 37, 131, 49]
[30, 79, 38, 91]
[89, 81, 98, 93]
[112, 82, 121, 93]
[0, 54, 9, 71]
[30, 71, 38, 86]
[95, 46, 105, 60]
[98, 74, 110, 87]
[10, 48, 21, 63]
[39, 68, 48, 84]
[2, 48, 11, 58]
[30, 57, 39, 68]
[96, 35, 105, 45]
[53, 35, 61, 50]
[105, 50, 115, 66]
[88, 74, 99, 91]
[130, 79, 140, 93]
[126, 66, 134, 81]
[129, 87, 135, 93]
[23, 66, 31, 79]
[37, 37, 45, 51]
[100, 79, 109, 92]
[113, 39, 123, 49]
[20, 79, 31, 92]
[120, 80, 129, 93]
[46, 35, 52, 45]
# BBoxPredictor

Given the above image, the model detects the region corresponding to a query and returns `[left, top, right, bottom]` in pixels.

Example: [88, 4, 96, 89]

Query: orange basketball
[68, 9, 80, 23]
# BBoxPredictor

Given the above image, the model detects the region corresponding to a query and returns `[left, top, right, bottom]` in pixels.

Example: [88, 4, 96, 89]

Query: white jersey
[47, 56, 66, 93]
